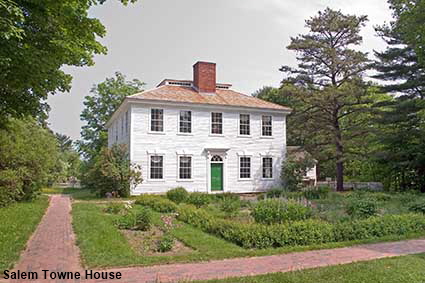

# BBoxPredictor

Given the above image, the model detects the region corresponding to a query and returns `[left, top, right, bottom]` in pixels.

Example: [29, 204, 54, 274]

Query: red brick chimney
[193, 61, 216, 93]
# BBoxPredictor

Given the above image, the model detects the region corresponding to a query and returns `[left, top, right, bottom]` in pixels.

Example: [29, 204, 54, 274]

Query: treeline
[254, 1, 425, 192]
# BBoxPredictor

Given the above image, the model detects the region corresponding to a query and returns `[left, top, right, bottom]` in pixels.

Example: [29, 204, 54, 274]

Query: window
[239, 156, 251, 179]
[239, 114, 250, 135]
[179, 110, 192, 133]
[262, 157, 273, 178]
[151, 109, 164, 132]
[150, 155, 163, 179]
[262, 115, 272, 136]
[179, 156, 192, 179]
[211, 112, 223, 134]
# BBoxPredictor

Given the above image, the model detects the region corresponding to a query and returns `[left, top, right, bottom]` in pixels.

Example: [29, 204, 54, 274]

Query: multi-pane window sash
[151, 109, 164, 132]
[179, 110, 192, 133]
[262, 115, 272, 136]
[239, 114, 250, 135]
[179, 156, 192, 179]
[211, 112, 223, 134]
[262, 157, 273, 178]
[150, 156, 163, 179]
[239, 156, 251, 179]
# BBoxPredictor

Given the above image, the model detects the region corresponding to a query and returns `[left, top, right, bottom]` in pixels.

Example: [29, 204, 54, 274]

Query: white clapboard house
[106, 61, 291, 194]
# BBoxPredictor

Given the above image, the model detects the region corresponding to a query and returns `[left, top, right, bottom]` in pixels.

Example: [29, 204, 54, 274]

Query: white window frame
[261, 156, 274, 180]
[149, 108, 165, 134]
[178, 110, 192, 135]
[177, 154, 193, 181]
[261, 115, 273, 138]
[238, 155, 252, 180]
[210, 112, 224, 136]
[148, 154, 165, 181]
[238, 113, 251, 137]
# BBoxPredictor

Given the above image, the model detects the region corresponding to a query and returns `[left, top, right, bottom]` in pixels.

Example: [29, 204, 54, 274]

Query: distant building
[286, 146, 317, 186]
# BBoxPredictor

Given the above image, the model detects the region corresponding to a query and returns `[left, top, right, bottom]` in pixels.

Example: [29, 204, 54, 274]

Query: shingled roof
[128, 84, 291, 111]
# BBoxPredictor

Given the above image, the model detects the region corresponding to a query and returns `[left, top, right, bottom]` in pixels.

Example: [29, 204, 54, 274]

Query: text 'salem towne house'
[106, 61, 291, 194]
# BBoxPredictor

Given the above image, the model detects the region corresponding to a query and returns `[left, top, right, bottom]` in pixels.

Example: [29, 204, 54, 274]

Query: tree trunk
[334, 117, 344, 191]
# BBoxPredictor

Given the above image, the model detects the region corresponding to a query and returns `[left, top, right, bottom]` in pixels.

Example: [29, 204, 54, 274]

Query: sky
[46, 0, 394, 141]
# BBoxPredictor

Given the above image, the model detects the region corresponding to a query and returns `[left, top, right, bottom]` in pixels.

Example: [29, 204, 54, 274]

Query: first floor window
[262, 157, 273, 178]
[211, 112, 223, 134]
[262, 115, 272, 136]
[151, 109, 164, 132]
[239, 156, 251, 179]
[150, 155, 163, 179]
[179, 156, 192, 179]
[179, 110, 192, 133]
[239, 114, 250, 135]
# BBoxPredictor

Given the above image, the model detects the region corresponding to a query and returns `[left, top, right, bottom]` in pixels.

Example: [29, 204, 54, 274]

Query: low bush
[408, 201, 425, 214]
[135, 195, 177, 213]
[346, 198, 378, 219]
[157, 233, 174, 252]
[213, 192, 240, 202]
[166, 187, 188, 204]
[219, 198, 241, 217]
[266, 188, 284, 198]
[177, 205, 425, 249]
[103, 203, 124, 214]
[251, 199, 312, 224]
[303, 186, 330, 200]
[186, 192, 210, 208]
[114, 208, 152, 231]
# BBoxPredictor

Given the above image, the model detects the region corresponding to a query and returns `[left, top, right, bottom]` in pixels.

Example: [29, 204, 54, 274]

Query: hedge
[135, 195, 177, 213]
[177, 205, 425, 249]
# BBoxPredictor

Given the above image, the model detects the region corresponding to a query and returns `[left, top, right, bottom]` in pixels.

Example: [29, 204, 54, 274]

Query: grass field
[197, 253, 425, 283]
[0, 196, 49, 271]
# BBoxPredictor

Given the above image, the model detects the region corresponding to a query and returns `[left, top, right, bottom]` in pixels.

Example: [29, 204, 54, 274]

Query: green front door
[211, 163, 223, 191]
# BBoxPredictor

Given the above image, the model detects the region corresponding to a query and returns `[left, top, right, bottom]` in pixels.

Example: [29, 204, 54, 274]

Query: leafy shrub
[408, 201, 425, 214]
[157, 233, 174, 252]
[281, 154, 316, 191]
[303, 186, 330, 200]
[213, 192, 240, 202]
[134, 207, 152, 231]
[135, 195, 177, 213]
[103, 202, 124, 214]
[186, 192, 210, 208]
[346, 198, 378, 219]
[0, 170, 24, 207]
[251, 199, 312, 224]
[114, 208, 152, 231]
[166, 187, 188, 204]
[219, 198, 241, 217]
[177, 204, 425, 249]
[266, 188, 284, 198]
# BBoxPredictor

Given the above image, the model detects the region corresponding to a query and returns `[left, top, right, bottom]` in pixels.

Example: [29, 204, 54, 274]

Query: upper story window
[262, 115, 273, 136]
[151, 109, 164, 132]
[239, 114, 250, 135]
[150, 155, 163, 179]
[179, 110, 192, 133]
[211, 112, 223, 135]
[178, 156, 192, 179]
[262, 157, 273, 179]
[239, 156, 251, 179]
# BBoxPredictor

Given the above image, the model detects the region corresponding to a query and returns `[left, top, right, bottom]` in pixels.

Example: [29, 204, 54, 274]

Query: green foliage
[346, 198, 379, 219]
[81, 144, 143, 197]
[135, 195, 177, 213]
[114, 207, 152, 231]
[186, 192, 210, 208]
[0, 0, 138, 125]
[281, 155, 316, 191]
[78, 72, 144, 159]
[103, 203, 124, 214]
[408, 201, 425, 214]
[177, 204, 425, 249]
[0, 118, 60, 206]
[251, 199, 312, 224]
[303, 186, 330, 200]
[156, 233, 174, 252]
[166, 187, 189, 204]
[219, 198, 241, 218]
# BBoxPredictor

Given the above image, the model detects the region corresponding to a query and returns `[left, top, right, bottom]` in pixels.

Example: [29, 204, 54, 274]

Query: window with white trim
[150, 155, 163, 179]
[179, 110, 192, 133]
[262, 115, 272, 136]
[239, 156, 251, 179]
[262, 157, 273, 178]
[211, 112, 223, 134]
[150, 109, 164, 132]
[239, 114, 250, 135]
[178, 156, 192, 179]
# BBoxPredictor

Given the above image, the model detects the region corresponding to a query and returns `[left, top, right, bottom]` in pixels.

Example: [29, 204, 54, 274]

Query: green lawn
[198, 253, 425, 283]
[0, 196, 49, 271]
[72, 201, 425, 268]
[42, 187, 97, 200]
